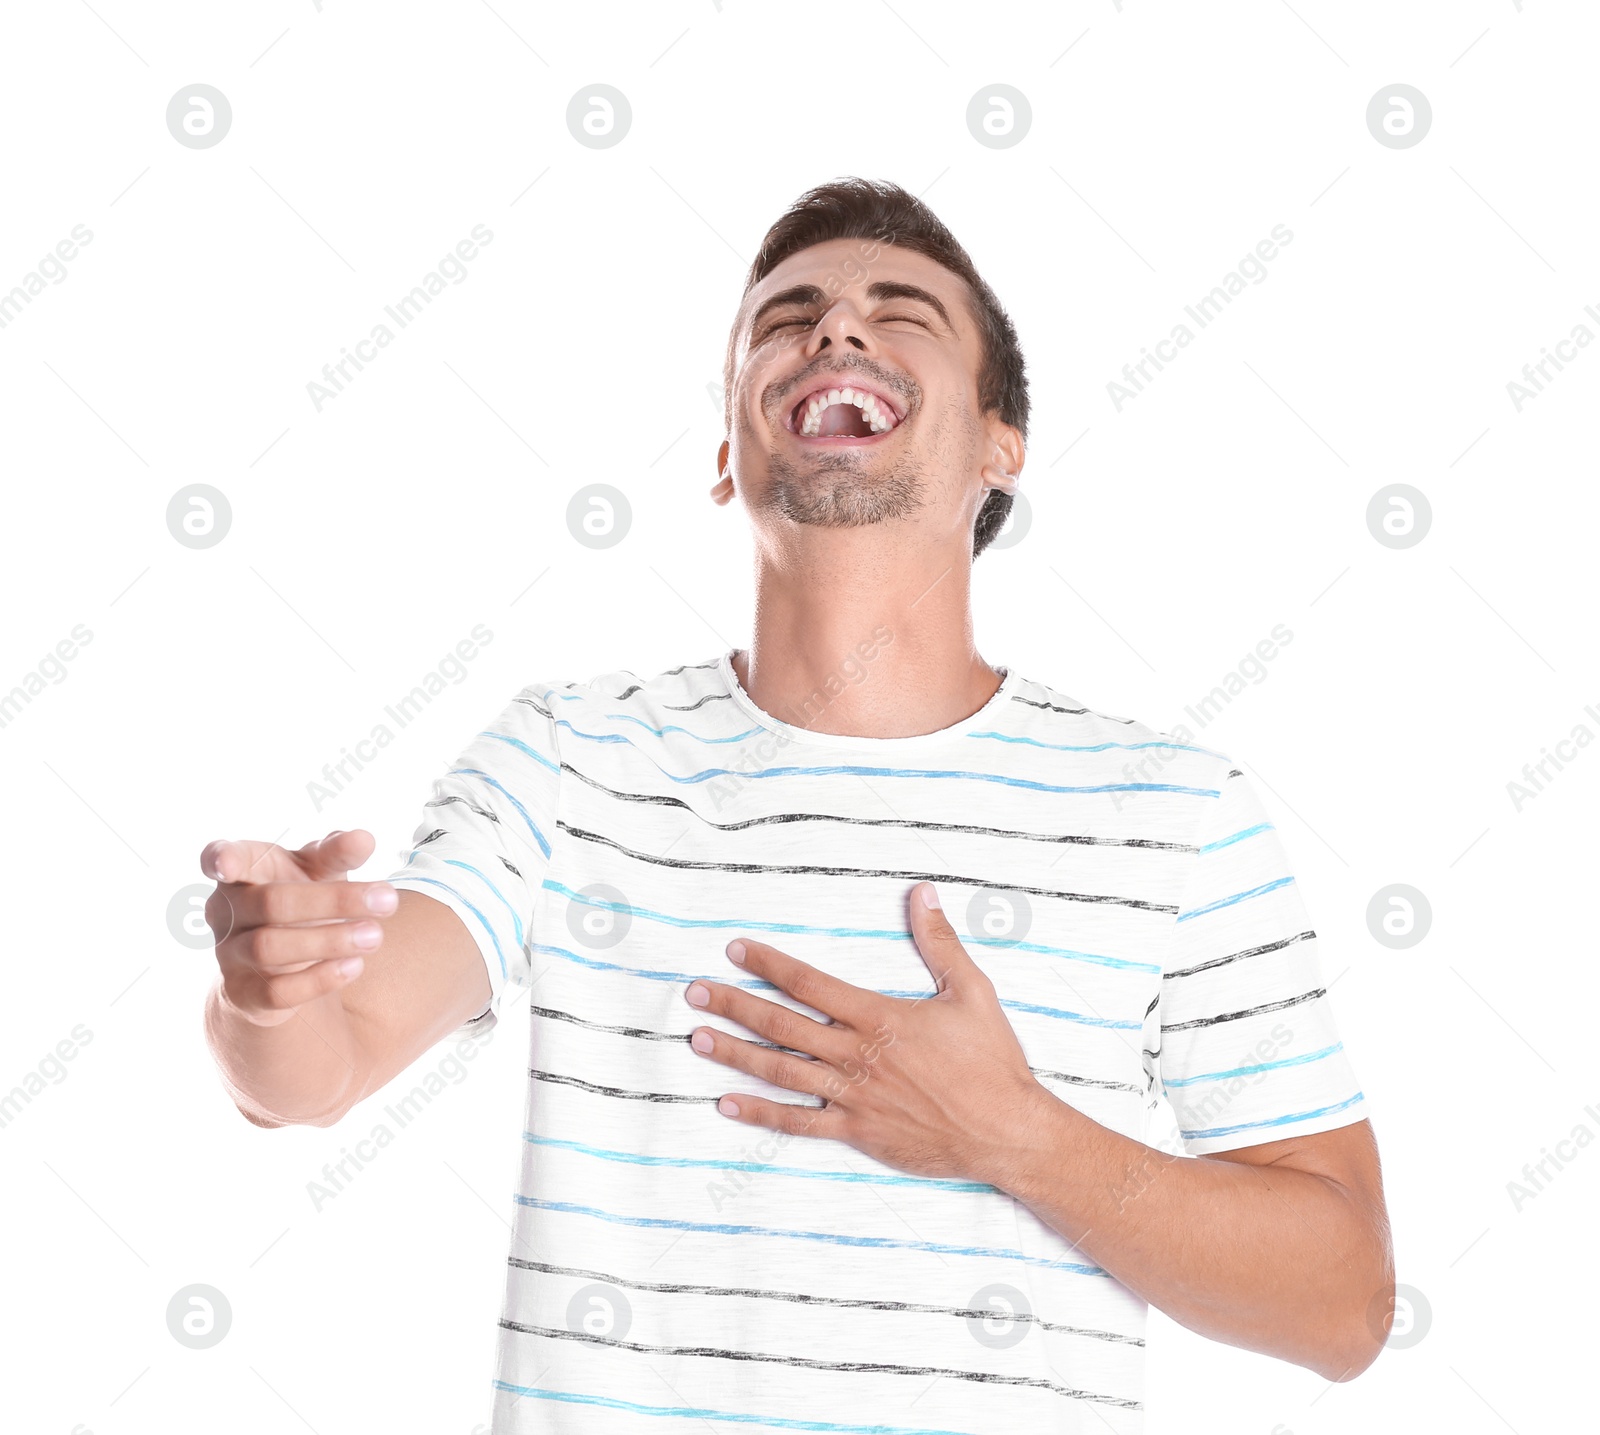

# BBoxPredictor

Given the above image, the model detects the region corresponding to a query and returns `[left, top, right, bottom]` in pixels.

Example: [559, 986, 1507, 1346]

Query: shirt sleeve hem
[388, 876, 511, 1031]
[1180, 1094, 1370, 1157]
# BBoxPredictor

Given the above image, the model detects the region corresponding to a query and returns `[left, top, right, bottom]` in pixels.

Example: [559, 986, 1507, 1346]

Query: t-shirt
[384, 648, 1368, 1434]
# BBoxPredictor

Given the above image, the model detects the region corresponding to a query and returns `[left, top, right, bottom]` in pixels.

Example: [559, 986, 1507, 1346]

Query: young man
[202, 178, 1393, 1434]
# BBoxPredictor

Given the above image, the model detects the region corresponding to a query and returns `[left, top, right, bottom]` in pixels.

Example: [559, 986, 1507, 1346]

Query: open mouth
[785, 380, 904, 440]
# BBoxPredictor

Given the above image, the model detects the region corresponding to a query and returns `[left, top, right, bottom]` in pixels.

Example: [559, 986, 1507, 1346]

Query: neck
[734, 526, 1001, 739]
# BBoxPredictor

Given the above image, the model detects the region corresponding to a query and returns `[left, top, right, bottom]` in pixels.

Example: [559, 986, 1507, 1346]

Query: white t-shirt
[385, 647, 1368, 1434]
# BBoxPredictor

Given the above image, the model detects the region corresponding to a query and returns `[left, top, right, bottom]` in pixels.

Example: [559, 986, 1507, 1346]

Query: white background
[1, 2, 1594, 1432]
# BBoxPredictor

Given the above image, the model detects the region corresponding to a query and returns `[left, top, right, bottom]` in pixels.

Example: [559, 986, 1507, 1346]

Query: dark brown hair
[724, 177, 1029, 558]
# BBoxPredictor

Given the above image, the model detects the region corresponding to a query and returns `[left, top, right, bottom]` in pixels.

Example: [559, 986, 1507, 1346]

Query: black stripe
[1161, 986, 1325, 1032]
[531, 1003, 691, 1044]
[663, 659, 724, 676]
[663, 692, 733, 711]
[498, 1319, 1141, 1409]
[530, 1068, 744, 1106]
[560, 764, 1196, 850]
[1032, 1068, 1142, 1094]
[1010, 693, 1139, 728]
[426, 793, 500, 822]
[527, 1005, 1130, 1091]
[506, 1256, 1145, 1345]
[1164, 930, 1316, 981]
[557, 820, 1178, 914]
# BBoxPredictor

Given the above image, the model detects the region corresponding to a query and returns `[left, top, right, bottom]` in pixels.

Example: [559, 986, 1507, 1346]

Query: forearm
[989, 1089, 1390, 1380]
[203, 980, 364, 1127]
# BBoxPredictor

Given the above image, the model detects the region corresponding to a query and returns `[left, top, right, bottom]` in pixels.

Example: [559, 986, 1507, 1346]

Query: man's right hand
[200, 830, 397, 1027]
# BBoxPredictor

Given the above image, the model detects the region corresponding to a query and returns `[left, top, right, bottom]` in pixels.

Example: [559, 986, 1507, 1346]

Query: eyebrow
[746, 280, 956, 338]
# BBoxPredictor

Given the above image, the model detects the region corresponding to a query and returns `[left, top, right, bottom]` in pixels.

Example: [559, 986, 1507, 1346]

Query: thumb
[296, 828, 377, 882]
[909, 882, 984, 996]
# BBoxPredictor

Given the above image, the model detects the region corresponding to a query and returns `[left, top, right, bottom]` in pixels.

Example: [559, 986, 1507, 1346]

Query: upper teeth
[799, 386, 896, 437]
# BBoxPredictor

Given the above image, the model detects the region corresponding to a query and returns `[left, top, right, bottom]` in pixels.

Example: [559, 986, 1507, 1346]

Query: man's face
[718, 239, 1015, 538]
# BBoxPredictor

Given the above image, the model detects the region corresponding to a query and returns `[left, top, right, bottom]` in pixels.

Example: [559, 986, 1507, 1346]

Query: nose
[803, 298, 871, 358]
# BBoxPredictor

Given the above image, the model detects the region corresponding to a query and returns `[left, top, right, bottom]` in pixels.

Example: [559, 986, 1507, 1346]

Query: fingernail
[326, 830, 344, 841]
[717, 1097, 741, 1117]
[691, 1029, 714, 1054]
[338, 956, 364, 978]
[726, 940, 746, 965]
[366, 884, 398, 914]
[211, 843, 229, 879]
[686, 982, 711, 1008]
[352, 923, 382, 949]
[920, 882, 941, 909]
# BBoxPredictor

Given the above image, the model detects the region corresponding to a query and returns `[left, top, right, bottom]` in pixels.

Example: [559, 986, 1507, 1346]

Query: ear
[710, 438, 735, 506]
[979, 421, 1025, 497]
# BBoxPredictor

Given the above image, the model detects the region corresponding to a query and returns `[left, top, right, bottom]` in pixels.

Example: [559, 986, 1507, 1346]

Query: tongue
[819, 402, 873, 437]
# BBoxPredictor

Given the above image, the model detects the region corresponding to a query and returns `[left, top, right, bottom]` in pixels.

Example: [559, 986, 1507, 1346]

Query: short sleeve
[383, 684, 561, 1032]
[1155, 759, 1368, 1155]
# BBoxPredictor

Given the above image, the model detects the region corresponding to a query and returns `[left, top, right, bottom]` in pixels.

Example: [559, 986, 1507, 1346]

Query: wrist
[972, 1077, 1076, 1198]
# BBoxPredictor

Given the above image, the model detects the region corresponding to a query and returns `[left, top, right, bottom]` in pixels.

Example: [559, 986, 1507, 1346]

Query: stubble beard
[762, 446, 927, 529]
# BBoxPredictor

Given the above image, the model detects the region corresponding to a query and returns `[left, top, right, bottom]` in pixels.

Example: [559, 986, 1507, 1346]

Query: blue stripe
[513, 1194, 1107, 1275]
[1180, 1091, 1365, 1141]
[522, 1131, 995, 1193]
[1162, 1042, 1344, 1088]
[529, 942, 1142, 1031]
[545, 719, 1216, 798]
[491, 1382, 980, 1434]
[538, 878, 1159, 976]
[442, 858, 523, 949]
[601, 712, 768, 744]
[967, 731, 1225, 759]
[394, 871, 508, 980]
[1198, 822, 1272, 854]
[1176, 875, 1295, 922]
[478, 730, 559, 776]
[449, 766, 552, 859]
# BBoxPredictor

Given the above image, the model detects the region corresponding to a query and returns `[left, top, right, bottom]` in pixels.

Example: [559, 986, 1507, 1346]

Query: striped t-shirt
[384, 648, 1367, 1434]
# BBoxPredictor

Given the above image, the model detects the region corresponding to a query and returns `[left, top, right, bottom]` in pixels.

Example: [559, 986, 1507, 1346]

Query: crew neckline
[716, 647, 1019, 753]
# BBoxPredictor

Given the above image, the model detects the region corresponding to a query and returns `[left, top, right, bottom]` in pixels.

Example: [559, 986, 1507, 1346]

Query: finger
[723, 939, 874, 1025]
[219, 914, 385, 974]
[684, 979, 847, 1061]
[712, 1091, 847, 1141]
[208, 878, 398, 937]
[202, 839, 305, 885]
[688, 1025, 838, 1101]
[295, 828, 377, 881]
[224, 952, 367, 1017]
[908, 882, 987, 997]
